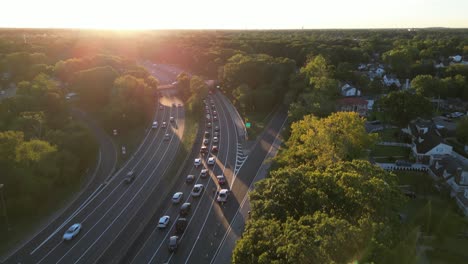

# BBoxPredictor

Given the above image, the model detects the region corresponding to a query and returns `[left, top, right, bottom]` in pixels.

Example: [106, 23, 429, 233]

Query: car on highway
[216, 189, 229, 203]
[200, 169, 208, 178]
[211, 104, 215, 110]
[157, 215, 170, 229]
[203, 138, 210, 145]
[186, 174, 195, 184]
[164, 133, 170, 141]
[214, 126, 220, 132]
[191, 184, 204, 197]
[162, 122, 167, 128]
[214, 115, 218, 121]
[123, 170, 136, 184]
[211, 145, 218, 153]
[63, 223, 81, 241]
[180, 202, 191, 216]
[175, 218, 187, 235]
[194, 158, 201, 167]
[172, 192, 184, 204]
[214, 131, 219, 137]
[213, 136, 219, 143]
[207, 157, 215, 166]
[205, 109, 210, 114]
[213, 110, 217, 116]
[204, 131, 210, 138]
[216, 175, 226, 185]
[168, 236, 179, 252]
[207, 122, 212, 128]
[170, 116, 175, 123]
[200, 145, 208, 154]
[152, 121, 158, 129]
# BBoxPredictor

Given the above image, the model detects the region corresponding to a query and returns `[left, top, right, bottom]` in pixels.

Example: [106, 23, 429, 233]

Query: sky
[1, 0, 468, 30]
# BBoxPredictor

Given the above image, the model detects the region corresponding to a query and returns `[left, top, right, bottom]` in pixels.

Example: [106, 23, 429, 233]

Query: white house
[406, 119, 453, 164]
[383, 75, 401, 87]
[341, 84, 361, 97]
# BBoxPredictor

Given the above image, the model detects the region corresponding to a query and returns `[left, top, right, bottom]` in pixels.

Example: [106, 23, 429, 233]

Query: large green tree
[277, 112, 377, 169]
[234, 160, 404, 264]
[376, 91, 433, 127]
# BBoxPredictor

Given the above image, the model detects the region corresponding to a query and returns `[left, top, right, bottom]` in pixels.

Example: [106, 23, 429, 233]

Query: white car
[162, 122, 167, 128]
[152, 121, 158, 129]
[216, 189, 229, 203]
[200, 169, 208, 178]
[170, 116, 175, 123]
[172, 192, 184, 204]
[207, 157, 215, 166]
[63, 223, 81, 241]
[213, 137, 219, 143]
[194, 158, 201, 167]
[191, 184, 204, 197]
[157, 215, 170, 229]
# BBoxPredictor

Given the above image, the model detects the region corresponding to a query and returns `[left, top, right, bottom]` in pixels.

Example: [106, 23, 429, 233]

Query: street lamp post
[0, 184, 11, 231]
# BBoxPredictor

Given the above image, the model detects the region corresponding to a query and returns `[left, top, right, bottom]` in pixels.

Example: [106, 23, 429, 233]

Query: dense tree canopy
[277, 112, 377, 169]
[376, 91, 433, 127]
[233, 160, 404, 264]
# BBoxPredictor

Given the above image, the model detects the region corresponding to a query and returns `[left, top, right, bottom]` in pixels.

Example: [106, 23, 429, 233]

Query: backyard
[394, 171, 468, 264]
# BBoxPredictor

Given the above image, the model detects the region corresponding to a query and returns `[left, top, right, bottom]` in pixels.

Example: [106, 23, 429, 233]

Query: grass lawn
[378, 128, 401, 142]
[394, 171, 468, 264]
[244, 109, 275, 140]
[371, 145, 411, 159]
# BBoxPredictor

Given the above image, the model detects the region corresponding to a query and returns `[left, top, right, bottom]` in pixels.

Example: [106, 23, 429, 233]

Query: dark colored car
[180, 202, 191, 216]
[204, 131, 210, 138]
[186, 174, 195, 184]
[123, 170, 135, 184]
[217, 175, 226, 185]
[396, 160, 412, 167]
[214, 126, 220, 132]
[175, 218, 187, 235]
[168, 236, 179, 252]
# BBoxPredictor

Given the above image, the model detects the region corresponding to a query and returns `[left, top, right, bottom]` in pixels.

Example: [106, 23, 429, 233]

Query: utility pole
[0, 184, 11, 231]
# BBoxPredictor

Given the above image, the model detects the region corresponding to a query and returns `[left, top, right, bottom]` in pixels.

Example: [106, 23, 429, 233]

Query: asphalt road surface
[3, 93, 184, 264]
[118, 90, 240, 264]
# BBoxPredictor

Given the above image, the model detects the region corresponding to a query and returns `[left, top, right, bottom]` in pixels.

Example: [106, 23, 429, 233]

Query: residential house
[341, 84, 361, 97]
[430, 155, 468, 192]
[383, 75, 401, 87]
[336, 97, 368, 117]
[367, 65, 385, 80]
[450, 55, 463, 63]
[405, 119, 453, 164]
[430, 154, 468, 216]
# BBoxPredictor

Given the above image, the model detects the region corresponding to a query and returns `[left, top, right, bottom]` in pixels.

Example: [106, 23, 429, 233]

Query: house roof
[430, 155, 464, 180]
[409, 119, 448, 154]
[337, 97, 368, 106]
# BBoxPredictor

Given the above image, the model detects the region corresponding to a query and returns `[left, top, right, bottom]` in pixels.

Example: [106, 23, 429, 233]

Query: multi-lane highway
[3, 92, 185, 264]
[3, 61, 287, 264]
[115, 63, 287, 264]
